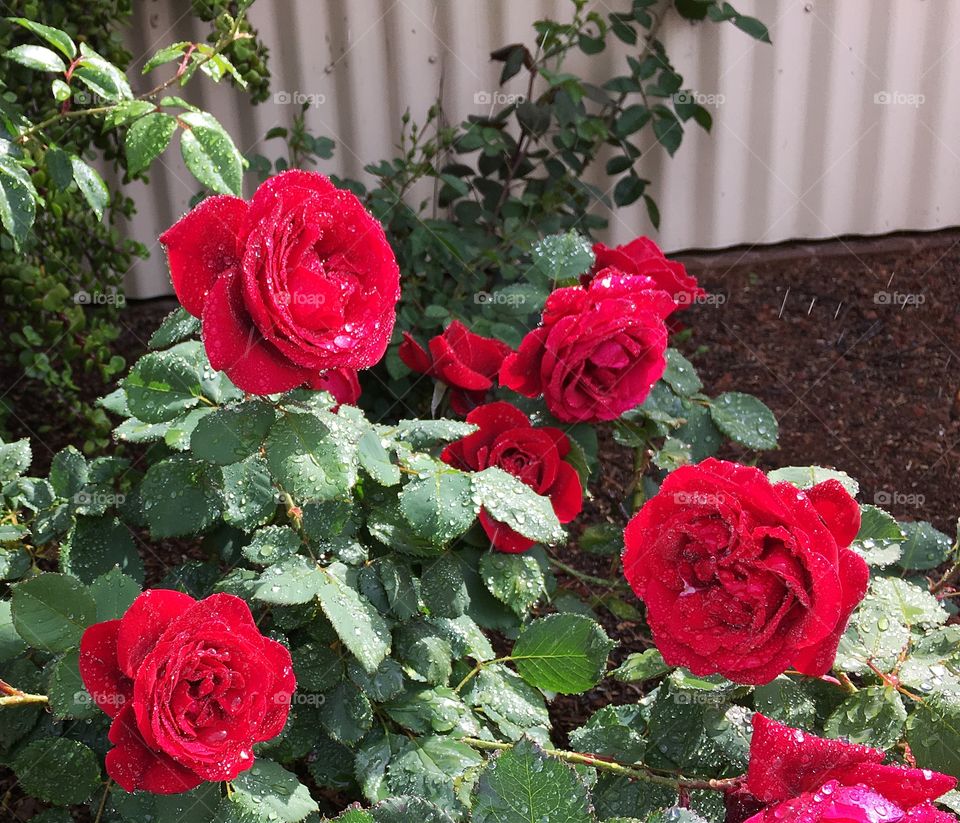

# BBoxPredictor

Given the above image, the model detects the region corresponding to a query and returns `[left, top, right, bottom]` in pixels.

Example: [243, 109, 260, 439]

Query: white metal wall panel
[119, 1, 960, 298]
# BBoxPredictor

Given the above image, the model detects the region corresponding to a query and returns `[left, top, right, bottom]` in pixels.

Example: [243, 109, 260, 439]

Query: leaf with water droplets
[0, 154, 37, 249]
[11, 573, 96, 652]
[141, 455, 224, 537]
[149, 307, 201, 349]
[767, 465, 860, 496]
[316, 563, 392, 674]
[62, 515, 144, 583]
[192, 401, 277, 465]
[88, 567, 140, 621]
[265, 412, 357, 501]
[529, 230, 595, 287]
[222, 454, 278, 531]
[464, 664, 550, 742]
[221, 758, 318, 822]
[709, 392, 778, 450]
[511, 613, 613, 694]
[400, 471, 477, 547]
[385, 735, 482, 816]
[70, 156, 108, 220]
[850, 505, 905, 566]
[663, 349, 703, 396]
[479, 552, 545, 617]
[13, 738, 100, 806]
[179, 110, 243, 195]
[824, 685, 906, 749]
[472, 466, 565, 545]
[898, 521, 953, 571]
[906, 693, 960, 777]
[123, 348, 206, 423]
[0, 437, 31, 481]
[472, 737, 592, 823]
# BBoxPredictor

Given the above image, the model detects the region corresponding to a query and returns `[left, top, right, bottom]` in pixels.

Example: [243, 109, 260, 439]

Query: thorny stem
[0, 679, 49, 707]
[461, 737, 744, 792]
[931, 544, 960, 594]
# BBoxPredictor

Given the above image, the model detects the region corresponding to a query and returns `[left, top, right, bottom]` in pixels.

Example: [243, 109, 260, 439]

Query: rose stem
[0, 679, 48, 707]
[460, 737, 744, 792]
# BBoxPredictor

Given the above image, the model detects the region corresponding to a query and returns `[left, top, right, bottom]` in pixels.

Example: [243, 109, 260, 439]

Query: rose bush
[622, 458, 868, 684]
[2, 169, 958, 823]
[161, 169, 401, 394]
[79, 590, 295, 793]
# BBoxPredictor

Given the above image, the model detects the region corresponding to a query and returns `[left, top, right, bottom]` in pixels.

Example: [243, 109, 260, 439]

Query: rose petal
[106, 705, 202, 794]
[202, 269, 312, 394]
[805, 480, 862, 547]
[78, 620, 131, 718]
[398, 332, 433, 375]
[160, 195, 247, 317]
[116, 589, 195, 679]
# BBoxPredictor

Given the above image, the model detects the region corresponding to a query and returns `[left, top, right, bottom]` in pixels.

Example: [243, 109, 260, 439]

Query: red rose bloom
[160, 170, 400, 395]
[500, 271, 676, 422]
[399, 320, 513, 416]
[591, 236, 704, 308]
[737, 714, 956, 823]
[308, 367, 361, 406]
[440, 401, 583, 553]
[79, 591, 295, 794]
[622, 458, 868, 684]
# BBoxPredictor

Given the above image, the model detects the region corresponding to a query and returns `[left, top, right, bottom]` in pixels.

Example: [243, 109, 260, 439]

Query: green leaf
[142, 41, 191, 73]
[614, 103, 651, 137]
[243, 525, 301, 566]
[254, 556, 323, 605]
[321, 681, 374, 743]
[529, 231, 595, 285]
[899, 521, 953, 571]
[222, 454, 278, 531]
[421, 554, 470, 618]
[179, 110, 243, 195]
[393, 419, 477, 448]
[13, 738, 100, 805]
[511, 613, 614, 694]
[48, 649, 98, 719]
[472, 466, 565, 545]
[709, 392, 778, 450]
[49, 445, 88, 499]
[74, 45, 133, 101]
[612, 648, 670, 683]
[385, 735, 482, 815]
[8, 18, 76, 58]
[400, 471, 477, 546]
[292, 640, 342, 691]
[472, 738, 593, 823]
[4, 43, 65, 71]
[0, 155, 38, 248]
[905, 693, 960, 776]
[124, 348, 206, 423]
[479, 552, 545, 616]
[359, 429, 401, 486]
[0, 600, 26, 661]
[141, 456, 224, 537]
[653, 110, 683, 155]
[88, 567, 141, 621]
[149, 307, 201, 349]
[464, 664, 550, 741]
[12, 572, 96, 652]
[899, 626, 960, 692]
[569, 704, 646, 763]
[70, 156, 109, 220]
[753, 676, 817, 730]
[125, 112, 176, 175]
[62, 516, 144, 583]
[191, 401, 277, 465]
[317, 565, 392, 673]
[265, 412, 357, 501]
[0, 437, 31, 480]
[824, 686, 906, 749]
[371, 797, 456, 823]
[851, 505, 905, 566]
[663, 349, 703, 396]
[767, 465, 860, 496]
[226, 758, 319, 822]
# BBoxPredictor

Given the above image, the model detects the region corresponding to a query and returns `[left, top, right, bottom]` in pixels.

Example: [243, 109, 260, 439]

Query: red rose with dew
[729, 714, 957, 823]
[440, 401, 583, 553]
[399, 320, 513, 415]
[160, 170, 400, 395]
[79, 591, 295, 794]
[622, 458, 868, 685]
[500, 270, 676, 422]
[590, 236, 704, 308]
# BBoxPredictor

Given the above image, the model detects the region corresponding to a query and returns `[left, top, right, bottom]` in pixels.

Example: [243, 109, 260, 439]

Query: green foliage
[0, 1, 261, 445]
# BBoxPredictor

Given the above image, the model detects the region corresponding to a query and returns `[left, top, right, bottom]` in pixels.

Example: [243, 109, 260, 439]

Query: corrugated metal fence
[121, 0, 960, 298]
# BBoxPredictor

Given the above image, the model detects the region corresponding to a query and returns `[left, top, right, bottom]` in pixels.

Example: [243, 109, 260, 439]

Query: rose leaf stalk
[0, 678, 49, 707]
[459, 737, 744, 792]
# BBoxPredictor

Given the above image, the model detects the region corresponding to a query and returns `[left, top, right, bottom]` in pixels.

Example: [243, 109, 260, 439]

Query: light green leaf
[179, 110, 243, 195]
[4, 43, 65, 71]
[709, 392, 778, 450]
[125, 112, 177, 175]
[511, 613, 614, 694]
[8, 18, 76, 58]
[472, 466, 565, 545]
[0, 155, 38, 248]
[70, 155, 109, 220]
